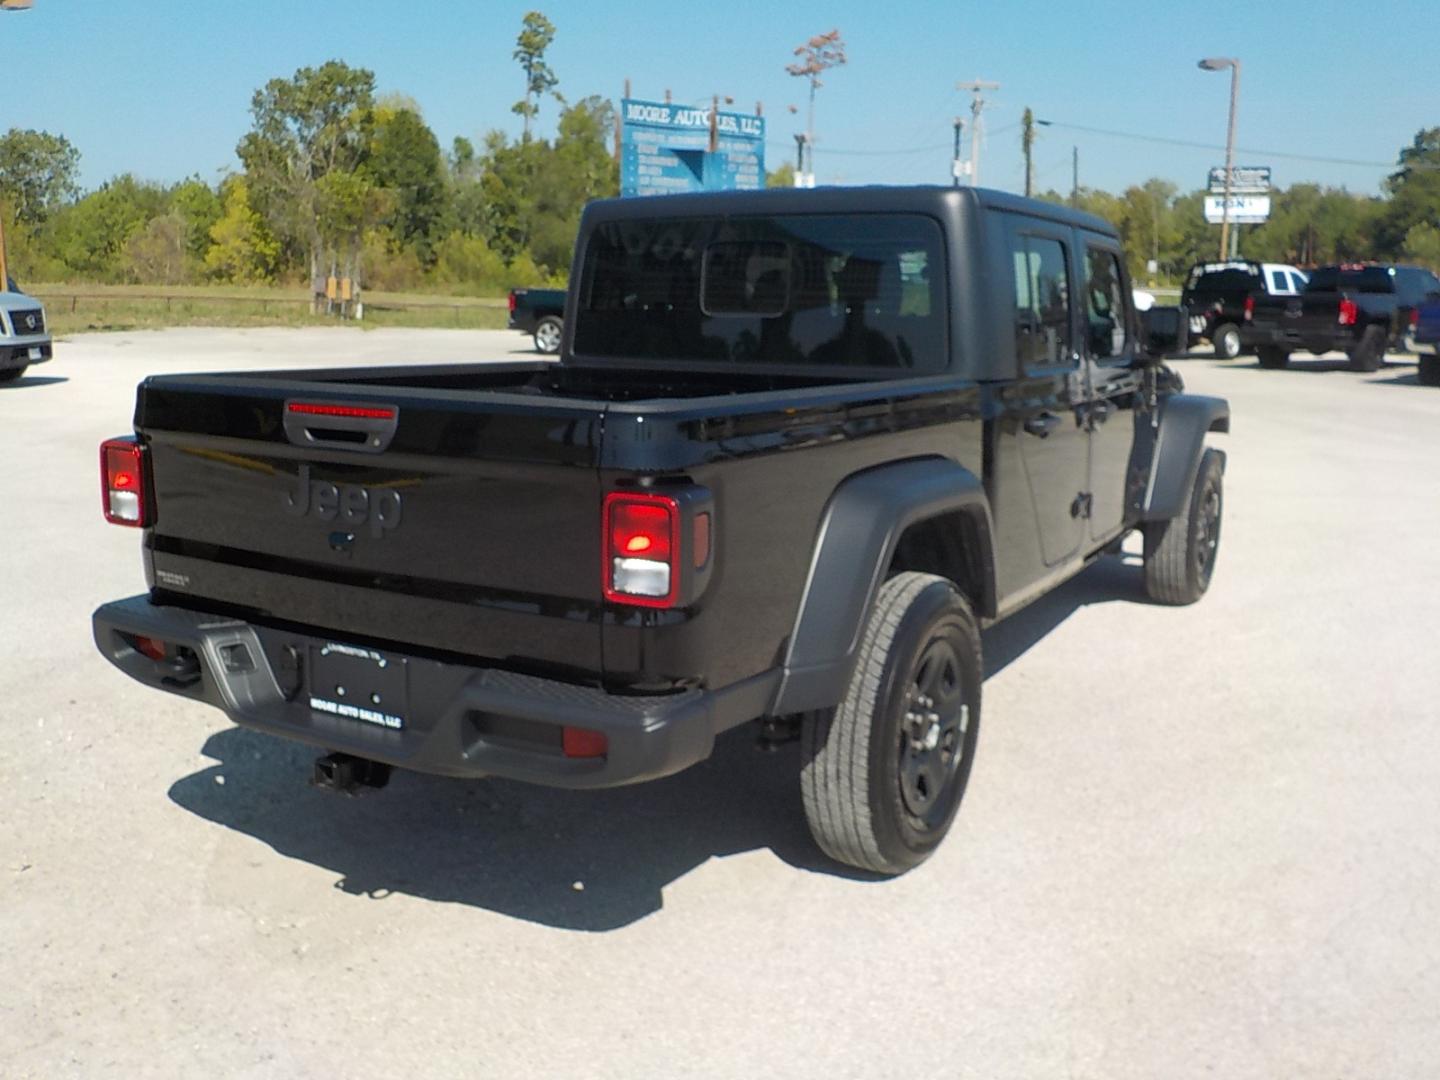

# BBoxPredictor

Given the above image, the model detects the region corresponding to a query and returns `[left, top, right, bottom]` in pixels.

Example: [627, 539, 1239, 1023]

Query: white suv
[0, 276, 53, 383]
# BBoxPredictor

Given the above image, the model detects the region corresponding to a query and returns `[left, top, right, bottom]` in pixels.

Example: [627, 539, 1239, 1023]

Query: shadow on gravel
[169, 724, 838, 932]
[982, 553, 1150, 679]
[0, 374, 68, 388]
[166, 554, 1150, 931]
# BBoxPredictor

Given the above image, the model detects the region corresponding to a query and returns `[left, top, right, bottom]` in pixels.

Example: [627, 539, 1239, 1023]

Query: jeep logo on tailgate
[284, 464, 402, 538]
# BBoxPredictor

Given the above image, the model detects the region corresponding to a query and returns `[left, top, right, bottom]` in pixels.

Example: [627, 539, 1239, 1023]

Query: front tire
[801, 572, 982, 875]
[0, 366, 27, 383]
[1212, 322, 1242, 359]
[1417, 353, 1440, 387]
[532, 316, 563, 354]
[1144, 448, 1224, 605]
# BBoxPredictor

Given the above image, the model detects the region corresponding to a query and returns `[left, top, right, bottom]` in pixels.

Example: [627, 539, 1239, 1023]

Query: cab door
[1005, 223, 1089, 567]
[1079, 236, 1141, 543]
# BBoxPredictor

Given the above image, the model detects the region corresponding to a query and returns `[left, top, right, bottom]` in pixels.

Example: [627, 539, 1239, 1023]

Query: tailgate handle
[284, 401, 399, 453]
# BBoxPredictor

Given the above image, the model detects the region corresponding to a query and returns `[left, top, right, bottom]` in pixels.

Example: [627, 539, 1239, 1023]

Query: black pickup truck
[507, 286, 567, 353]
[1243, 263, 1440, 371]
[93, 187, 1228, 874]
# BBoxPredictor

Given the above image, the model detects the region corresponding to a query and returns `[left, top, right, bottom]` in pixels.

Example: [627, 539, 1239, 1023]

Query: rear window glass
[1187, 268, 1259, 294]
[573, 213, 946, 371]
[1305, 267, 1395, 294]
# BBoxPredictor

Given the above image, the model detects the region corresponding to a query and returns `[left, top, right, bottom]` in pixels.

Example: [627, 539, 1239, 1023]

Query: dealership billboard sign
[620, 98, 765, 197]
[1207, 165, 1272, 194]
[1203, 194, 1272, 224]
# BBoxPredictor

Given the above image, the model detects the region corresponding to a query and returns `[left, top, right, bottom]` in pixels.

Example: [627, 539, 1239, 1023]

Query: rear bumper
[1239, 325, 1353, 352]
[92, 595, 777, 788]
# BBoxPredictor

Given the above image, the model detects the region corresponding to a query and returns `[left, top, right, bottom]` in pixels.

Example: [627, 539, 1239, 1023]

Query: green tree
[512, 11, 559, 141]
[1380, 128, 1440, 257]
[368, 106, 448, 263]
[766, 162, 796, 188]
[47, 174, 167, 279]
[1402, 222, 1440, 271]
[237, 60, 376, 283]
[0, 128, 80, 228]
[123, 212, 188, 284]
[169, 177, 223, 265]
[204, 177, 280, 283]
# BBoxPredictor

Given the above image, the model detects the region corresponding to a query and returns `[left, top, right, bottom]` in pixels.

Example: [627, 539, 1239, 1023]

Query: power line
[1036, 119, 1425, 171]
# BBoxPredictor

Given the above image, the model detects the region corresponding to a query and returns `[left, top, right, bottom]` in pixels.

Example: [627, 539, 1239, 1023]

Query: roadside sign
[1207, 165, 1271, 194]
[1204, 194, 1271, 224]
[620, 98, 765, 197]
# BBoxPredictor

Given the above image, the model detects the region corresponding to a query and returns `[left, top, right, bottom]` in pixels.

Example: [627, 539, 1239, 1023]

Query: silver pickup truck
[0, 276, 53, 382]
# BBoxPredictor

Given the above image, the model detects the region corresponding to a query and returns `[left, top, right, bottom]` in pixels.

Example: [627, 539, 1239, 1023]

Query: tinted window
[1305, 267, 1394, 294]
[1186, 265, 1259, 294]
[1270, 270, 1289, 293]
[1084, 247, 1128, 359]
[1290, 271, 1308, 292]
[573, 214, 945, 370]
[1012, 234, 1071, 369]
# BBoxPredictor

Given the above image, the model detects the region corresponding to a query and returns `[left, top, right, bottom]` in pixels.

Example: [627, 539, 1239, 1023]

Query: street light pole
[1199, 57, 1241, 261]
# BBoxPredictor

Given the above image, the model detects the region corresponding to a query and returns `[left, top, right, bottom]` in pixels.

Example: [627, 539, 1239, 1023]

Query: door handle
[1023, 413, 1062, 438]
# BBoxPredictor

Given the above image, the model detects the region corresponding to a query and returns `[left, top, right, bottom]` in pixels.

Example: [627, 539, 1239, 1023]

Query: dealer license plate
[27, 347, 41, 360]
[308, 642, 407, 729]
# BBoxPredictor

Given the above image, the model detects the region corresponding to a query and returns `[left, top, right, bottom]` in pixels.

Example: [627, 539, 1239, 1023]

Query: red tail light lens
[101, 436, 149, 527]
[1244, 295, 1254, 321]
[508, 291, 517, 313]
[1410, 308, 1420, 327]
[562, 726, 609, 759]
[1338, 299, 1359, 326]
[603, 492, 680, 607]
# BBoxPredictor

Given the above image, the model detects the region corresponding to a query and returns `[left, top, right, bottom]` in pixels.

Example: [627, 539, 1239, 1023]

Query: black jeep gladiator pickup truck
[1243, 263, 1440, 371]
[93, 187, 1228, 874]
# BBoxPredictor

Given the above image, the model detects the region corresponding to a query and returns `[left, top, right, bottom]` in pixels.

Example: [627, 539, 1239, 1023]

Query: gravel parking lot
[5, 328, 1440, 1078]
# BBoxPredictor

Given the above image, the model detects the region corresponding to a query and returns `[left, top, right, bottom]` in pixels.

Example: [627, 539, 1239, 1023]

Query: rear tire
[1212, 322, 1242, 360]
[801, 572, 982, 875]
[1347, 325, 1386, 372]
[1144, 448, 1224, 606]
[1419, 354, 1440, 387]
[1256, 346, 1289, 369]
[0, 366, 26, 383]
[532, 316, 563, 354]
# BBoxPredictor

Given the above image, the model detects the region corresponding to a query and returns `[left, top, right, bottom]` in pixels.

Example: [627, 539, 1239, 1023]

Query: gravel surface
[4, 329, 1439, 1078]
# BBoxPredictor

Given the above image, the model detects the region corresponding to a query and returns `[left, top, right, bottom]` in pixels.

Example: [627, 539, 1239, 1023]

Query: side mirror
[1139, 304, 1190, 359]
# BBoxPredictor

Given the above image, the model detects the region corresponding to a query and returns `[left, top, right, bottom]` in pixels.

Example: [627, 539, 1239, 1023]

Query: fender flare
[770, 457, 995, 716]
[1142, 394, 1230, 522]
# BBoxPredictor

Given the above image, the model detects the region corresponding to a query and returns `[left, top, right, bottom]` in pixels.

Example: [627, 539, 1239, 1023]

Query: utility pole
[1071, 146, 1079, 207]
[1021, 107, 1035, 198]
[956, 79, 999, 186]
[951, 117, 964, 187]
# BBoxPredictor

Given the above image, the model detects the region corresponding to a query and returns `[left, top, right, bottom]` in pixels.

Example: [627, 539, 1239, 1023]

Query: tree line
[1, 11, 1437, 294]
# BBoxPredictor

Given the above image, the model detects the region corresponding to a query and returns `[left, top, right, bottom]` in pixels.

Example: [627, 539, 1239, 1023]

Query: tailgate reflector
[562, 726, 609, 759]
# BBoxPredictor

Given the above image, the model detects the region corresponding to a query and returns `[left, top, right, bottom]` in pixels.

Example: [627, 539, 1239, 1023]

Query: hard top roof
[580, 184, 1118, 238]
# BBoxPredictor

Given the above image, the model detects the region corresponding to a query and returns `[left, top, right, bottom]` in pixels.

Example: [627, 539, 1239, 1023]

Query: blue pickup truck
[1414, 296, 1440, 386]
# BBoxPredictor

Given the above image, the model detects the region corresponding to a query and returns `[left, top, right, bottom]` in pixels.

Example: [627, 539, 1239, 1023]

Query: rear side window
[573, 213, 946, 371]
[1084, 247, 1128, 359]
[1289, 271, 1308, 292]
[1270, 270, 1289, 293]
[1011, 234, 1071, 369]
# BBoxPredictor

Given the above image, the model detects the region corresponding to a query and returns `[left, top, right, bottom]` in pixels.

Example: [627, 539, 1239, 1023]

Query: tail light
[1410, 308, 1420, 328]
[1338, 299, 1359, 326]
[1244, 295, 1254, 321]
[508, 291, 517, 314]
[100, 436, 149, 527]
[603, 492, 680, 607]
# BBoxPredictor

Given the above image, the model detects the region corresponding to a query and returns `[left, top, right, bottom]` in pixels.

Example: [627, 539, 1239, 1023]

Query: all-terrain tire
[801, 572, 982, 875]
[1144, 448, 1224, 605]
[1417, 353, 1440, 387]
[1212, 322, 1242, 359]
[1347, 325, 1386, 372]
[1256, 346, 1289, 370]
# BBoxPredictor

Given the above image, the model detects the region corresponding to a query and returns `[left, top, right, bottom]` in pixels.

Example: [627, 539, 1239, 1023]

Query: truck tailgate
[136, 376, 606, 675]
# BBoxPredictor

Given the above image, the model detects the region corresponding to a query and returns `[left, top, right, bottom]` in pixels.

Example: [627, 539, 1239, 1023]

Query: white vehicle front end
[0, 289, 53, 379]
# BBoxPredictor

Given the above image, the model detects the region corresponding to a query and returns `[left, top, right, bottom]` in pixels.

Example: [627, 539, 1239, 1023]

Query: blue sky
[2, 0, 1430, 198]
